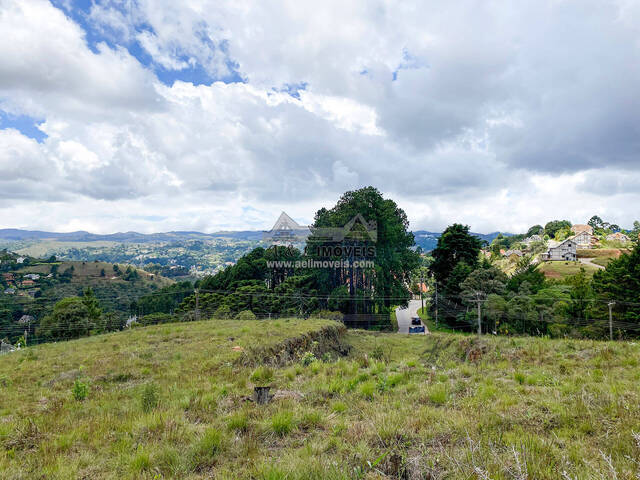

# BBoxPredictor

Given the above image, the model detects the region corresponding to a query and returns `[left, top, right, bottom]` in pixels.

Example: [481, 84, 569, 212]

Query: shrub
[236, 310, 257, 320]
[141, 383, 159, 413]
[514, 372, 526, 385]
[371, 344, 384, 360]
[72, 379, 89, 401]
[270, 411, 296, 436]
[548, 323, 570, 338]
[213, 305, 233, 319]
[300, 351, 317, 366]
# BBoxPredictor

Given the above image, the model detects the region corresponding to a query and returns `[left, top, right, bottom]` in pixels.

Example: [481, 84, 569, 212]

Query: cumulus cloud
[1, 0, 639, 233]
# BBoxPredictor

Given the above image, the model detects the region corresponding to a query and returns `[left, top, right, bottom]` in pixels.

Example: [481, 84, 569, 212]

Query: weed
[71, 379, 89, 401]
[271, 411, 296, 436]
[141, 382, 159, 412]
[250, 365, 274, 383]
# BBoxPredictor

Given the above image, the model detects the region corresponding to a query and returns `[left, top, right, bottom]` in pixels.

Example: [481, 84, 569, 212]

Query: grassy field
[2, 319, 640, 479]
[537, 260, 600, 279]
[16, 261, 171, 287]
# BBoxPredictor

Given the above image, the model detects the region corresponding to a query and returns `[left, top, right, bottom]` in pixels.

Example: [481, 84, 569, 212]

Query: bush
[140, 383, 159, 412]
[139, 313, 173, 326]
[213, 305, 232, 319]
[300, 351, 317, 366]
[235, 310, 256, 320]
[548, 323, 570, 339]
[72, 379, 89, 401]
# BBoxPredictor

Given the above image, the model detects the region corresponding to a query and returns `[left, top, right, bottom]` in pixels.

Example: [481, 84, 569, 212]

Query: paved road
[396, 299, 429, 334]
[579, 257, 605, 270]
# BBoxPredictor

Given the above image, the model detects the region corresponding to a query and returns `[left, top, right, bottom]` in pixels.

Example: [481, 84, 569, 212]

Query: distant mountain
[412, 230, 511, 252]
[0, 228, 511, 251]
[0, 229, 265, 243]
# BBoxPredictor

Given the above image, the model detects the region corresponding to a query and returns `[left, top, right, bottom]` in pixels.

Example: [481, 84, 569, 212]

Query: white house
[16, 257, 25, 264]
[606, 232, 630, 244]
[523, 234, 543, 246]
[572, 231, 596, 248]
[541, 238, 577, 261]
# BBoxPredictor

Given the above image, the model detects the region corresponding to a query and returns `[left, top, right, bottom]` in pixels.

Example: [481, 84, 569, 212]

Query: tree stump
[253, 386, 273, 404]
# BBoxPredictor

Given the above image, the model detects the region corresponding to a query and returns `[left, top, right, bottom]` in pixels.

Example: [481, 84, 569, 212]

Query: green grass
[417, 305, 458, 333]
[537, 260, 599, 278]
[592, 257, 613, 267]
[3, 318, 640, 478]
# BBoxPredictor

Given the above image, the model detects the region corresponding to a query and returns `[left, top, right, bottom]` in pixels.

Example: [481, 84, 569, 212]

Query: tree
[588, 215, 605, 230]
[526, 225, 544, 237]
[632, 221, 640, 243]
[430, 224, 482, 291]
[38, 297, 92, 341]
[82, 287, 102, 326]
[544, 220, 572, 239]
[308, 187, 419, 314]
[592, 245, 640, 327]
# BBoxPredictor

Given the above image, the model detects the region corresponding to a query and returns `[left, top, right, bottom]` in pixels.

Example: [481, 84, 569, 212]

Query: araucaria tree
[308, 187, 419, 314]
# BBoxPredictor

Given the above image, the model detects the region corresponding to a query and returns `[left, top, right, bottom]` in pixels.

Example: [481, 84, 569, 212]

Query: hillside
[2, 319, 639, 479]
[0, 229, 511, 274]
[1, 259, 174, 342]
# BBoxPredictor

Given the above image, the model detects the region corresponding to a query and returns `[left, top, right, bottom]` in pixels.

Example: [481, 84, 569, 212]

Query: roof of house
[571, 224, 593, 234]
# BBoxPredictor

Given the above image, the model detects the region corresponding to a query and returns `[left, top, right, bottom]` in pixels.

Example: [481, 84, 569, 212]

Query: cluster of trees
[430, 224, 640, 339]
[37, 288, 124, 340]
[169, 187, 419, 322]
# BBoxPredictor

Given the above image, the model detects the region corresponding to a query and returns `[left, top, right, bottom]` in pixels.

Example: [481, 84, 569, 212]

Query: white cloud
[1, 0, 640, 234]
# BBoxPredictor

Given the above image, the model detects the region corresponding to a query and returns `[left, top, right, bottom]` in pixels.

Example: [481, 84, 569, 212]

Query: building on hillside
[504, 249, 524, 260]
[541, 238, 577, 261]
[16, 257, 25, 264]
[571, 224, 593, 235]
[18, 315, 34, 325]
[3, 288, 16, 295]
[572, 231, 596, 248]
[2, 273, 14, 282]
[606, 232, 630, 243]
[523, 234, 543, 246]
[21, 280, 35, 287]
[24, 274, 40, 281]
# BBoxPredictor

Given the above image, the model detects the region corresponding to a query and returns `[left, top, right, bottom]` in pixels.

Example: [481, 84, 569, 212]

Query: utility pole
[608, 301, 615, 341]
[195, 288, 200, 321]
[434, 281, 438, 328]
[475, 292, 482, 335]
[420, 271, 424, 314]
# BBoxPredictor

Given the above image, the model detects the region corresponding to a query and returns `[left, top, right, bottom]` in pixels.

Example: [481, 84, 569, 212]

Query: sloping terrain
[2, 320, 640, 479]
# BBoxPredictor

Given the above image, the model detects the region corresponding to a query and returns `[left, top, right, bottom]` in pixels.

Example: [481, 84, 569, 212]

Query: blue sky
[1, 0, 640, 234]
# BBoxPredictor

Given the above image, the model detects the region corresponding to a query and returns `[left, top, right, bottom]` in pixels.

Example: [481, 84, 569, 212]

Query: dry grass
[2, 319, 640, 479]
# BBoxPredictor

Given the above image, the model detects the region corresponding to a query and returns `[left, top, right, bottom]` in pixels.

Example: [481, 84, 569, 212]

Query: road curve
[396, 299, 429, 334]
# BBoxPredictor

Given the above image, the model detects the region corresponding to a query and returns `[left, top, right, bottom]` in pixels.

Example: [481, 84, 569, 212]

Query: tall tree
[308, 187, 419, 314]
[544, 220, 572, 239]
[430, 224, 482, 290]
